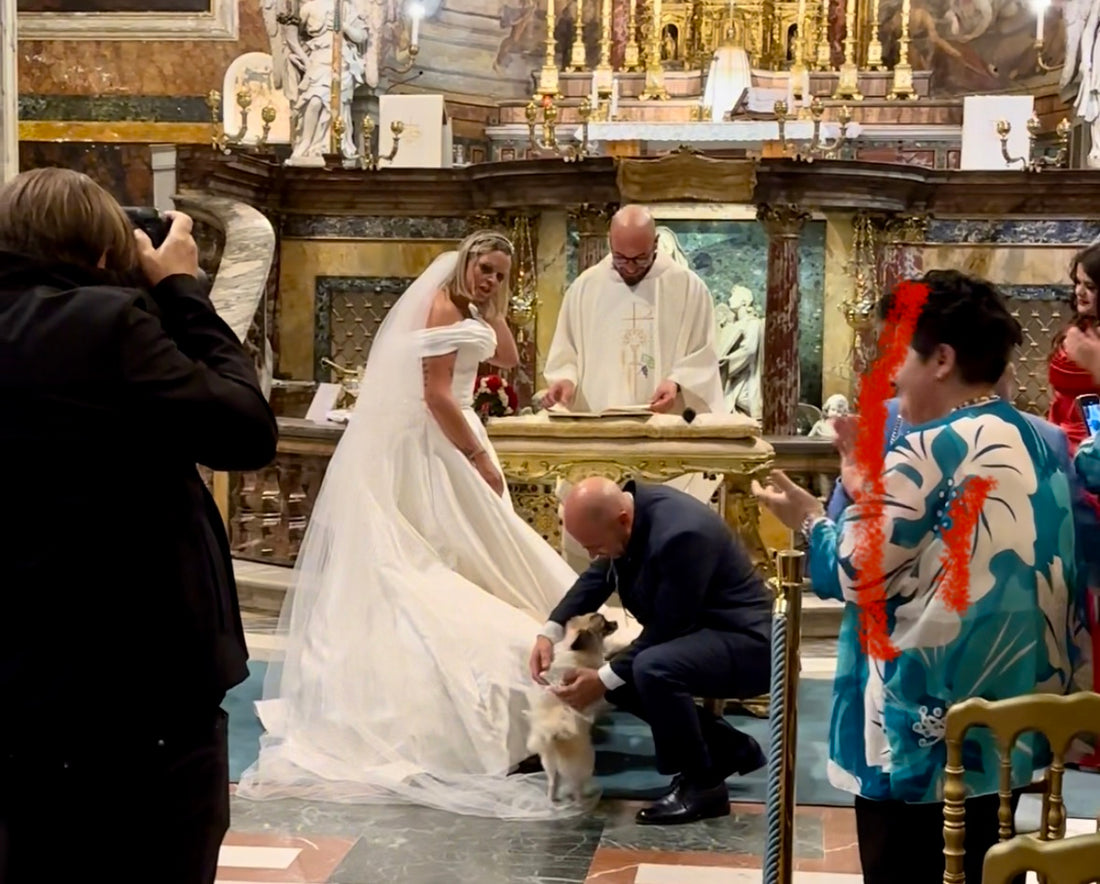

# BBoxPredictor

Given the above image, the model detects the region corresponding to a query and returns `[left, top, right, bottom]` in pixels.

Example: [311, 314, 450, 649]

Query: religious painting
[16, 0, 237, 39]
[876, 0, 1064, 96]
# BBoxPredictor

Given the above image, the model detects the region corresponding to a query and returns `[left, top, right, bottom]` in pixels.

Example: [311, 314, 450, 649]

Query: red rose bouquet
[473, 374, 518, 422]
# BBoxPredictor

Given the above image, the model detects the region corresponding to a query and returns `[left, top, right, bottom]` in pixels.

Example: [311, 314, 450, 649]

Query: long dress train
[237, 256, 591, 819]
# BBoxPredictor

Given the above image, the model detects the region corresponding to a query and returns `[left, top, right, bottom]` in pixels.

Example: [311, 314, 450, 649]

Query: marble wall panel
[17, 1, 267, 96]
[278, 238, 456, 380]
[18, 140, 152, 204]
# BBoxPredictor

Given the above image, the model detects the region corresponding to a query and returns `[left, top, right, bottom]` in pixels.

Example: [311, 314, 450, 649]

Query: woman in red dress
[1049, 244, 1100, 453]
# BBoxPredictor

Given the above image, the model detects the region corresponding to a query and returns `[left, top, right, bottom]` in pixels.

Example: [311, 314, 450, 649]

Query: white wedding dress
[236, 253, 590, 819]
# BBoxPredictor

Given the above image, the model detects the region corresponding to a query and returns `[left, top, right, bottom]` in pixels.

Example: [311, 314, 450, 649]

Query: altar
[487, 411, 776, 562]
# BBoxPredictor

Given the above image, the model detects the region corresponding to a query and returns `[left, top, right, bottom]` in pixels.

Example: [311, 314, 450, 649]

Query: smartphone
[1076, 393, 1100, 436]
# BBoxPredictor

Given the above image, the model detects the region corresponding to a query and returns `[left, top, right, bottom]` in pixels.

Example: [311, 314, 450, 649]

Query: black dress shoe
[718, 735, 766, 780]
[636, 780, 730, 825]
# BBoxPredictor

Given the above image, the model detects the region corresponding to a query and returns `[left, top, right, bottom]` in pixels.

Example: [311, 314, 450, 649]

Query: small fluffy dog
[526, 613, 618, 804]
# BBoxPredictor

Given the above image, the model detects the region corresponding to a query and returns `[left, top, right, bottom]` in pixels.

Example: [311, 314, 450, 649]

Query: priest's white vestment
[543, 252, 725, 414]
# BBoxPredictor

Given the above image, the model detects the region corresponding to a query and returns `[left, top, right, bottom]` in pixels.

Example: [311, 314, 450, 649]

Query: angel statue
[716, 284, 765, 419]
[1063, 0, 1100, 168]
[261, 0, 373, 165]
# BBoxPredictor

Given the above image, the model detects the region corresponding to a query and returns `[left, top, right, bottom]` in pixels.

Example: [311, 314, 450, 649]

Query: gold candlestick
[790, 0, 808, 97]
[832, 0, 861, 99]
[538, 0, 562, 96]
[640, 0, 668, 99]
[569, 0, 586, 70]
[887, 0, 916, 100]
[594, 0, 613, 91]
[622, 0, 641, 71]
[814, 0, 831, 70]
[865, 0, 884, 69]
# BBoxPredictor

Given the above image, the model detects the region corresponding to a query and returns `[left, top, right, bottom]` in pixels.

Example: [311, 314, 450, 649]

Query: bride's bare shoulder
[424, 289, 464, 330]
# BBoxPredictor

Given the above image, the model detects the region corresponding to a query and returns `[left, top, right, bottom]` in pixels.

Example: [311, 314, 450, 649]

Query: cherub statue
[261, 0, 373, 165]
[716, 285, 764, 419]
[808, 393, 850, 497]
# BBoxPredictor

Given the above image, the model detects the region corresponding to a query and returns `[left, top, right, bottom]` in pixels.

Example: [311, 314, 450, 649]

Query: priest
[541, 205, 725, 415]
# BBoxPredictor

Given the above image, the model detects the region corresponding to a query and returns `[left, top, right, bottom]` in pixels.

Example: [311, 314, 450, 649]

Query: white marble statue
[261, 0, 373, 165]
[1063, 0, 1100, 168]
[656, 225, 690, 267]
[808, 393, 849, 438]
[808, 393, 849, 497]
[717, 284, 764, 419]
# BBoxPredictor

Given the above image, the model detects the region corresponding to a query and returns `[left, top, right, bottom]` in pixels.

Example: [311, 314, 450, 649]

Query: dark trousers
[606, 628, 771, 784]
[855, 790, 1024, 884]
[0, 707, 229, 884]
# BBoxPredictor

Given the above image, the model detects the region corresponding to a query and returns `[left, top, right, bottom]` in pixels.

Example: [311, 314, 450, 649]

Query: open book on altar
[546, 404, 653, 419]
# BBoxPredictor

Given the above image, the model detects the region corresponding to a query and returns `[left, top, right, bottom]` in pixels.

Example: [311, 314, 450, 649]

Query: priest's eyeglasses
[611, 249, 655, 268]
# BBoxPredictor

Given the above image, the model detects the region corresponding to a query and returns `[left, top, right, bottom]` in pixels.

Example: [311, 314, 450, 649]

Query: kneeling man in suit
[528, 476, 772, 824]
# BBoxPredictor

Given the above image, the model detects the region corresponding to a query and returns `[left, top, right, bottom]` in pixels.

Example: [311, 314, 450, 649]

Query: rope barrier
[762, 610, 789, 884]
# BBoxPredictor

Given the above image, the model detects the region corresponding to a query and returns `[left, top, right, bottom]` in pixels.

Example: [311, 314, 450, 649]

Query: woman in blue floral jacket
[755, 270, 1091, 884]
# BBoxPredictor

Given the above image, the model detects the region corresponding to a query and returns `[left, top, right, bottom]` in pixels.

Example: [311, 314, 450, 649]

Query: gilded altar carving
[616, 150, 757, 205]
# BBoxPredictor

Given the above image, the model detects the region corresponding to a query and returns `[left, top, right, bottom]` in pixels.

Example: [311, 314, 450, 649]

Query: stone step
[232, 559, 844, 640]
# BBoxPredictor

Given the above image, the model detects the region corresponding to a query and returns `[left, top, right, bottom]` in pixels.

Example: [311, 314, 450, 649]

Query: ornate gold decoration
[508, 214, 539, 341]
[843, 213, 880, 394]
[757, 203, 811, 238]
[526, 96, 593, 162]
[538, 0, 562, 97]
[887, 0, 917, 100]
[570, 202, 618, 271]
[996, 116, 1072, 171]
[774, 98, 852, 160]
[640, 0, 670, 100]
[616, 148, 757, 203]
[790, 0, 809, 98]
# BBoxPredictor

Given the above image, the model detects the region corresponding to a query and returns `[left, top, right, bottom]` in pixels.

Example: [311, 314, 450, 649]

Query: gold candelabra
[887, 0, 917, 100]
[206, 89, 277, 153]
[639, 0, 669, 100]
[996, 116, 1072, 172]
[1033, 39, 1060, 73]
[382, 4, 423, 75]
[537, 0, 562, 96]
[525, 95, 592, 162]
[357, 116, 405, 171]
[774, 97, 852, 160]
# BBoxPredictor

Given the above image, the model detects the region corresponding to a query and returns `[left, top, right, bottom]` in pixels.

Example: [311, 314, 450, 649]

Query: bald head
[609, 205, 658, 285]
[562, 477, 635, 559]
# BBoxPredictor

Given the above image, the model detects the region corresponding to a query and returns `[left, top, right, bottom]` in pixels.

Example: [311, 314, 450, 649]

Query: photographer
[0, 168, 277, 882]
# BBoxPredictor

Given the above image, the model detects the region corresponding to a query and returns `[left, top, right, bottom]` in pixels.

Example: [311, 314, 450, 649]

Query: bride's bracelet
[465, 447, 485, 462]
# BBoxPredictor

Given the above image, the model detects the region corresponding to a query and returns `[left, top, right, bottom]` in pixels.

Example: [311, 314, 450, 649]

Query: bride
[237, 232, 587, 818]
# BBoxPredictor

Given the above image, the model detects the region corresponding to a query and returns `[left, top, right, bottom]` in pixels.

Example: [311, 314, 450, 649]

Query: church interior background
[3, 0, 1100, 879]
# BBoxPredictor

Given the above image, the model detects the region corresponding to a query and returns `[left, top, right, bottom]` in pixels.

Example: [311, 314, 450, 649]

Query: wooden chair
[982, 832, 1100, 884]
[943, 692, 1100, 883]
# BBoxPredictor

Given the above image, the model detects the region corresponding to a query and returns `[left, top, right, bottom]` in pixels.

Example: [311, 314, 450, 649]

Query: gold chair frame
[943, 692, 1100, 883]
[982, 831, 1100, 884]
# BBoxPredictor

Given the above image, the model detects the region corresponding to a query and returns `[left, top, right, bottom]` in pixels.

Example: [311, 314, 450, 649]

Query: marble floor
[226, 618, 1096, 882]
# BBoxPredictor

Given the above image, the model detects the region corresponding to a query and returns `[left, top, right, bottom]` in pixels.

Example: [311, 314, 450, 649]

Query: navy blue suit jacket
[548, 481, 772, 681]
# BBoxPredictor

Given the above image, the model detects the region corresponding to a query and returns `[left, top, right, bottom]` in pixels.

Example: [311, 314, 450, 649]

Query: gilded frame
[16, 0, 238, 40]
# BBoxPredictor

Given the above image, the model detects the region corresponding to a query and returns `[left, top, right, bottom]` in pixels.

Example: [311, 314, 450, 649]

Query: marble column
[877, 213, 928, 297]
[0, 0, 17, 183]
[758, 204, 811, 436]
[569, 202, 617, 274]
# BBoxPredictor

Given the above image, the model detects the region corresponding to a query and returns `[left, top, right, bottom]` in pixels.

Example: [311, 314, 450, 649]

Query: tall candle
[611, 77, 620, 117]
[796, 0, 806, 49]
[410, 4, 423, 45]
[1035, 0, 1046, 42]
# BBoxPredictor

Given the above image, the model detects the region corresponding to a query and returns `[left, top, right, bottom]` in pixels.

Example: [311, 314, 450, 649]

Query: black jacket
[0, 252, 277, 745]
[548, 481, 772, 681]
